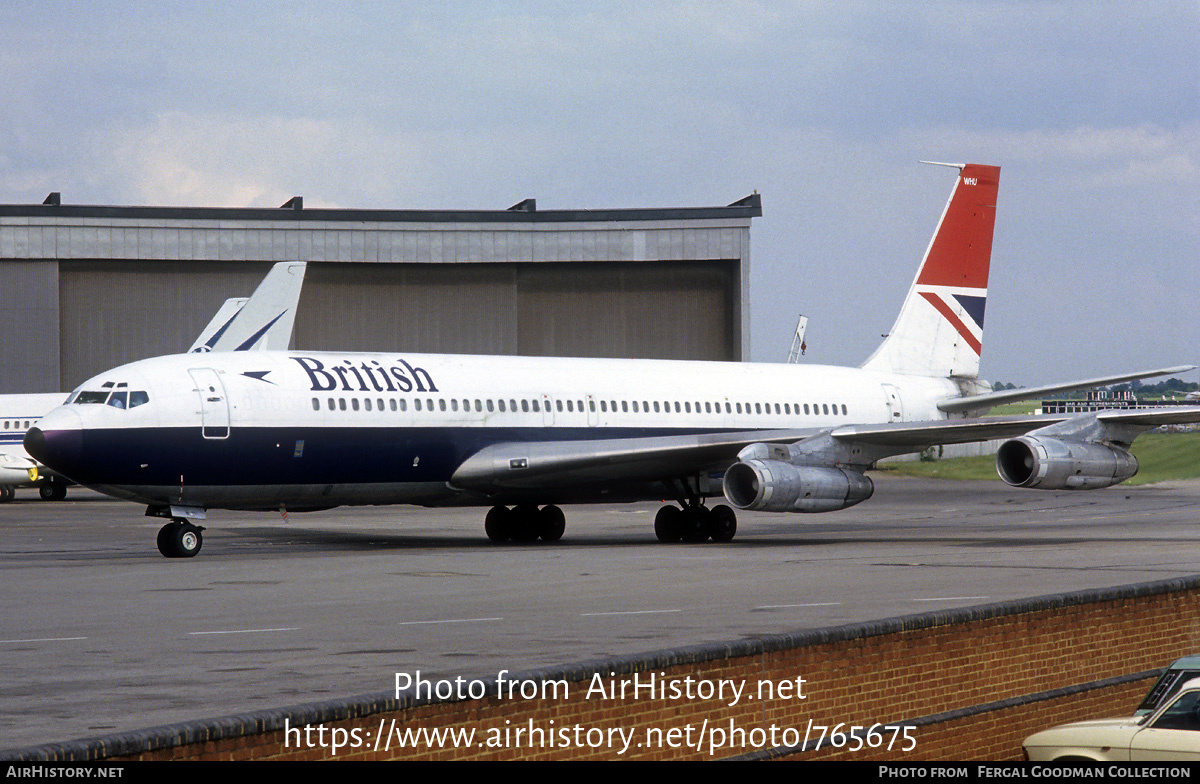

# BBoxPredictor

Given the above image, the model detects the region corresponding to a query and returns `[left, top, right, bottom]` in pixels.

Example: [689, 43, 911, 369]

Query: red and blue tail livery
[863, 162, 998, 378]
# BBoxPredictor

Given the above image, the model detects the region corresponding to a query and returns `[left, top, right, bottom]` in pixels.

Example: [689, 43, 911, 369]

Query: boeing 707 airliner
[24, 164, 1200, 557]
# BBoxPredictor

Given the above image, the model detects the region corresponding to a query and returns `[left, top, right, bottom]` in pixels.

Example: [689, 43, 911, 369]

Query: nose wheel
[157, 520, 204, 558]
[38, 476, 68, 501]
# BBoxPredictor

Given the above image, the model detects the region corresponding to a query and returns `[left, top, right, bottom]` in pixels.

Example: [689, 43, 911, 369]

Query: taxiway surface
[3, 475, 1200, 750]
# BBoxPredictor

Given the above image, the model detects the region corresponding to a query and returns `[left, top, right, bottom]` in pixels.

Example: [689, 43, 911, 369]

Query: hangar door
[294, 260, 738, 361]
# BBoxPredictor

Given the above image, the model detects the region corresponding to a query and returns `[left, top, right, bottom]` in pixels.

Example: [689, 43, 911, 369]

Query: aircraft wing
[450, 417, 1070, 493]
[449, 428, 818, 491]
[0, 447, 40, 484]
[1092, 406, 1200, 426]
[450, 406, 1200, 494]
[827, 415, 1069, 447]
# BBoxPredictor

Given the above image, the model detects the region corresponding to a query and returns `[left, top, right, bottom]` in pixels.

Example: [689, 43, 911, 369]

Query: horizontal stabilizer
[833, 405, 1200, 450]
[938, 365, 1197, 413]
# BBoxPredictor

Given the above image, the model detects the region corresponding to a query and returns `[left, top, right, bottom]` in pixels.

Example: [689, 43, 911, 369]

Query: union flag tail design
[861, 163, 1000, 379]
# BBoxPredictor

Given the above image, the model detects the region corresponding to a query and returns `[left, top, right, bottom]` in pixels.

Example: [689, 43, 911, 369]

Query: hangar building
[0, 193, 761, 393]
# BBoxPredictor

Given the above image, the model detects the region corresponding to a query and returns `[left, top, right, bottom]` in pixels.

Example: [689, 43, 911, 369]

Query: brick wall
[11, 576, 1200, 762]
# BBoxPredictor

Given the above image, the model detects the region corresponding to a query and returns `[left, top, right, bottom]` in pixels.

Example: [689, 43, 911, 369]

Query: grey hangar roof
[0, 194, 761, 393]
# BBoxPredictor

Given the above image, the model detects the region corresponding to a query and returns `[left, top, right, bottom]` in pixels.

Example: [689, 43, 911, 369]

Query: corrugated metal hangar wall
[0, 196, 760, 393]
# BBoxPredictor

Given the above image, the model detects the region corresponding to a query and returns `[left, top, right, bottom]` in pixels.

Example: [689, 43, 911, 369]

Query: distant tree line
[1109, 378, 1198, 396]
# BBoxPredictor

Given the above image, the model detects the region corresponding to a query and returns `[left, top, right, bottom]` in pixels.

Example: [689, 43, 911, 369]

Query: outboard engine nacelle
[723, 460, 874, 513]
[995, 436, 1138, 490]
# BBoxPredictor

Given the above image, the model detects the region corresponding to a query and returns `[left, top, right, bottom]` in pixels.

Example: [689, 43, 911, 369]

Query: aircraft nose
[25, 408, 83, 473]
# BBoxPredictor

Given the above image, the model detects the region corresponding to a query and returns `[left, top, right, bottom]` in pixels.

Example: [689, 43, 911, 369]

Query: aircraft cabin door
[881, 383, 904, 422]
[189, 368, 231, 439]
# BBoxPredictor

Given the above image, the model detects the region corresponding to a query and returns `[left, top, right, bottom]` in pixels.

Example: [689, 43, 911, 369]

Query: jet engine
[723, 460, 874, 513]
[995, 436, 1138, 490]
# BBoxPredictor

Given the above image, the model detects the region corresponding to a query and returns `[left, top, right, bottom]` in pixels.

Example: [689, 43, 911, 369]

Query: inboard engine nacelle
[723, 458, 874, 513]
[995, 436, 1138, 490]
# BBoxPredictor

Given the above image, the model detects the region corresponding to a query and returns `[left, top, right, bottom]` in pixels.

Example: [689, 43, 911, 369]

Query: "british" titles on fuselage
[291, 356, 439, 394]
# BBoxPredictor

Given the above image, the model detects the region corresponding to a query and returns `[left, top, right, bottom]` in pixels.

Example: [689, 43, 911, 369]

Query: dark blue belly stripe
[58, 425, 731, 488]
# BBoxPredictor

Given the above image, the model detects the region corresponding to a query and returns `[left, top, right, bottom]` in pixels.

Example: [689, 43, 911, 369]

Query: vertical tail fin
[188, 262, 308, 353]
[861, 162, 1000, 378]
[189, 298, 249, 353]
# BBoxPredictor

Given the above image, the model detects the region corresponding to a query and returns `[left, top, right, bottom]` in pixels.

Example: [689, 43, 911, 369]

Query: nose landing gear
[39, 476, 68, 501]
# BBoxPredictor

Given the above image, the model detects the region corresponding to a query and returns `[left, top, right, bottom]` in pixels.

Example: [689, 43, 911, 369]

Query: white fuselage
[28, 350, 968, 511]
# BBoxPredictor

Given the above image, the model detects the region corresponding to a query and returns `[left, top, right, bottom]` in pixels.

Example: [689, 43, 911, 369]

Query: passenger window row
[2, 420, 33, 431]
[310, 396, 851, 418]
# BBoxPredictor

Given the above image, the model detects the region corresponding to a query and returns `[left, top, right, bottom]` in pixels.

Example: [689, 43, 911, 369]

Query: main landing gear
[156, 520, 205, 558]
[39, 476, 67, 501]
[0, 478, 68, 502]
[485, 504, 566, 543]
[654, 503, 737, 544]
[483, 499, 739, 544]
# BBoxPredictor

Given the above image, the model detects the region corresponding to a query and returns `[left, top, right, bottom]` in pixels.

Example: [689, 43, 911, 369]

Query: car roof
[1169, 656, 1200, 669]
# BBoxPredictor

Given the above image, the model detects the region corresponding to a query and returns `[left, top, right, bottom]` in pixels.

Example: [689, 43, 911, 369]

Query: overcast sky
[2, 1, 1196, 385]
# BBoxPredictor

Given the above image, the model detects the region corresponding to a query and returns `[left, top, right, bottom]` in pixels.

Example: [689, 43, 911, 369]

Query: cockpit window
[76, 391, 110, 404]
[72, 386, 149, 408]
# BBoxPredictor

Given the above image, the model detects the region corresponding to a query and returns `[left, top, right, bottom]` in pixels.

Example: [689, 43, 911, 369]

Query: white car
[1023, 677, 1200, 761]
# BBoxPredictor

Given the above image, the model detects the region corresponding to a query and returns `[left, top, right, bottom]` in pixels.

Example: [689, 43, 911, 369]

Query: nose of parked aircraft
[24, 407, 83, 474]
